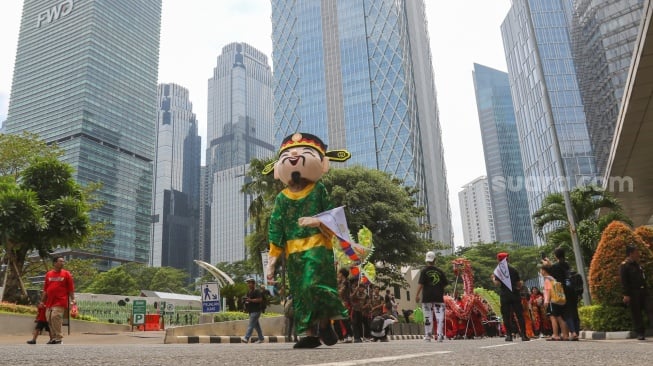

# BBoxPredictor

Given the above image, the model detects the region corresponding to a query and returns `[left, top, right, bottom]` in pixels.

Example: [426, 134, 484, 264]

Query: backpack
[370, 316, 385, 332]
[261, 290, 269, 313]
[549, 277, 566, 305]
[566, 271, 584, 297]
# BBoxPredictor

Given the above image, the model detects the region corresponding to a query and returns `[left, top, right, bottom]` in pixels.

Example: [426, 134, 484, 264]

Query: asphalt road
[1, 334, 651, 366]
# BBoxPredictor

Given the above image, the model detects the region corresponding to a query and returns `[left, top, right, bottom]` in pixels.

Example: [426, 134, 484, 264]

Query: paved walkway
[0, 331, 165, 345]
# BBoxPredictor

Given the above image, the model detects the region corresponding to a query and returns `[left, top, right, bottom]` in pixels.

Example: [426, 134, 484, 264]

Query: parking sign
[132, 299, 146, 325]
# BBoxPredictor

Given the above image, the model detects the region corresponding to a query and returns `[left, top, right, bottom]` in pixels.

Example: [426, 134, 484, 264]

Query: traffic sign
[202, 282, 221, 313]
[132, 299, 146, 325]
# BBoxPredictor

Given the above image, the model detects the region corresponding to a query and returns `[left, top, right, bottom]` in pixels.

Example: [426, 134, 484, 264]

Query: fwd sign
[36, 0, 74, 28]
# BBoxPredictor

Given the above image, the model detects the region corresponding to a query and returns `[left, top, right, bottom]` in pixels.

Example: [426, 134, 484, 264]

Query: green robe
[269, 181, 348, 335]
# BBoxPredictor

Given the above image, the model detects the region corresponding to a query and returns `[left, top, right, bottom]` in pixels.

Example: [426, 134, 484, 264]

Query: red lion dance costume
[440, 258, 489, 339]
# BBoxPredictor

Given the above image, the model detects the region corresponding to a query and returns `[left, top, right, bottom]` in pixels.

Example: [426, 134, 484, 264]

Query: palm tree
[532, 185, 631, 266]
[241, 157, 283, 272]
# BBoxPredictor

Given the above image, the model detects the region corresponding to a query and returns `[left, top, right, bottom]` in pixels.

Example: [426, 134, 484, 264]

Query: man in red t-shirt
[42, 256, 75, 344]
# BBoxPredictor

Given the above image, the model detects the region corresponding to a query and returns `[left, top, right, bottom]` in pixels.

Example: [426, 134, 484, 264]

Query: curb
[171, 334, 425, 344]
[580, 330, 635, 340]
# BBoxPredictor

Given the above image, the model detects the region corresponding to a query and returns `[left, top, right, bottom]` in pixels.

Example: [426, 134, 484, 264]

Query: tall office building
[151, 84, 201, 276]
[5, 0, 162, 264]
[206, 43, 274, 264]
[570, 0, 645, 176]
[198, 166, 211, 266]
[459, 177, 496, 247]
[271, 0, 453, 247]
[472, 63, 533, 246]
[501, 0, 597, 243]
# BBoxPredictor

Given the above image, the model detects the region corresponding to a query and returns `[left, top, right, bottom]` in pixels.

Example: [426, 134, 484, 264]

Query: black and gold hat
[262, 132, 351, 175]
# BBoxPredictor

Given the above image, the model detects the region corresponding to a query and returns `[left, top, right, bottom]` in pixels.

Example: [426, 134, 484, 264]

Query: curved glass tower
[271, 0, 452, 246]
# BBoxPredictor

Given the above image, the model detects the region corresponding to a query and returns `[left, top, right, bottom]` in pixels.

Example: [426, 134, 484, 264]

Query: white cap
[425, 251, 436, 262]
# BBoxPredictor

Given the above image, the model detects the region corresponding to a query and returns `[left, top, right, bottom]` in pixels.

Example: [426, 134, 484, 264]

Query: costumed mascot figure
[264, 132, 352, 348]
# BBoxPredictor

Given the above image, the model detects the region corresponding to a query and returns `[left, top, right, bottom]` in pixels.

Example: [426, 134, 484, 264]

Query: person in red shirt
[26, 302, 51, 344]
[42, 256, 75, 344]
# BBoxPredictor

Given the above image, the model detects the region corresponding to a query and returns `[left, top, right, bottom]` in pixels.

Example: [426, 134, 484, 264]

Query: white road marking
[299, 351, 451, 366]
[479, 343, 518, 349]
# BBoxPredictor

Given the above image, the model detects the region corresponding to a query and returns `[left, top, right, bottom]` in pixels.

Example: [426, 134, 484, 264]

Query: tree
[148, 267, 189, 293]
[241, 157, 283, 273]
[63, 258, 99, 292]
[532, 185, 631, 267]
[1, 154, 92, 303]
[86, 266, 139, 296]
[588, 221, 653, 305]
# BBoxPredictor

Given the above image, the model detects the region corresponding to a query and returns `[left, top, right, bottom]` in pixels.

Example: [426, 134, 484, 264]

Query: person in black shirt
[241, 278, 265, 344]
[492, 252, 529, 342]
[415, 251, 448, 342]
[619, 245, 653, 340]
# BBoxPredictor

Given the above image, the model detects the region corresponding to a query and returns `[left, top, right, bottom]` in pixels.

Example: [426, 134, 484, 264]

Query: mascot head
[263, 132, 351, 185]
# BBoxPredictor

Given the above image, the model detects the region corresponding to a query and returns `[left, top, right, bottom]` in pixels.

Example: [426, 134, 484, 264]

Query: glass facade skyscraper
[271, 0, 452, 246]
[206, 43, 274, 264]
[5, 0, 162, 264]
[151, 84, 201, 276]
[501, 0, 597, 244]
[472, 63, 533, 246]
[570, 0, 645, 176]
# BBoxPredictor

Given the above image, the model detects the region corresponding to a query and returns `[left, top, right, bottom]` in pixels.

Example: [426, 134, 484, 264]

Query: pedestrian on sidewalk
[415, 251, 448, 342]
[492, 252, 529, 342]
[42, 255, 75, 345]
[26, 302, 51, 344]
[620, 245, 653, 340]
[241, 278, 265, 344]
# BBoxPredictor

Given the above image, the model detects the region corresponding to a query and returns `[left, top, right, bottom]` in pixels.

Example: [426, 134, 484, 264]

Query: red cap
[497, 252, 509, 261]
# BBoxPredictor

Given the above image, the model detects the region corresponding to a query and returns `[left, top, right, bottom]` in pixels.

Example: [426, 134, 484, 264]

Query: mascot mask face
[274, 133, 329, 185]
[262, 132, 351, 183]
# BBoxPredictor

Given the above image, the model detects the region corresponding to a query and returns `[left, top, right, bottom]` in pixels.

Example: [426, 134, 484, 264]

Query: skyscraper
[151, 83, 201, 276]
[271, 0, 452, 247]
[5, 0, 162, 264]
[570, 0, 645, 176]
[501, 0, 597, 243]
[472, 63, 533, 246]
[206, 43, 274, 264]
[459, 177, 496, 247]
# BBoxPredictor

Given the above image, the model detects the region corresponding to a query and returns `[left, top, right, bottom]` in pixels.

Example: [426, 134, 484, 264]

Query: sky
[0, 0, 512, 248]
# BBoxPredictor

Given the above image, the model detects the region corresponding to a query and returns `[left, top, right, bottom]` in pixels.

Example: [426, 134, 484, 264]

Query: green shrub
[589, 221, 653, 305]
[0, 302, 37, 315]
[214, 311, 250, 322]
[579, 305, 638, 332]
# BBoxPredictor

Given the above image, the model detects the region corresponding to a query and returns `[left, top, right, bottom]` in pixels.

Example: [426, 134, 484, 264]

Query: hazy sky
[0, 0, 512, 248]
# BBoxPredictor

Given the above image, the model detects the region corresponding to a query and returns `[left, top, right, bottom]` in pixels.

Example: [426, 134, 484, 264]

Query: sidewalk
[0, 330, 165, 345]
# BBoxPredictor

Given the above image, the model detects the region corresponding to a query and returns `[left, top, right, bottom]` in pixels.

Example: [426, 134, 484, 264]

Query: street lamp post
[523, 0, 591, 305]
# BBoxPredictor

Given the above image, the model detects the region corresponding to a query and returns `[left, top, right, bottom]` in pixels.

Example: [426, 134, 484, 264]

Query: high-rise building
[570, 0, 645, 176]
[5, 0, 162, 264]
[472, 63, 533, 246]
[206, 43, 274, 264]
[459, 177, 496, 246]
[501, 0, 597, 244]
[271, 0, 452, 247]
[151, 84, 201, 276]
[198, 165, 211, 266]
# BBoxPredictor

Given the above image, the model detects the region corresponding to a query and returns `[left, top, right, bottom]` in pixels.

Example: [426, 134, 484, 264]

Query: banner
[493, 259, 512, 291]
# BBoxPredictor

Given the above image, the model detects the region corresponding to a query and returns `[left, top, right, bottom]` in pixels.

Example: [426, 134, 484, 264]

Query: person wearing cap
[491, 252, 529, 341]
[263, 133, 351, 349]
[241, 278, 265, 344]
[415, 251, 448, 342]
[619, 245, 652, 340]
